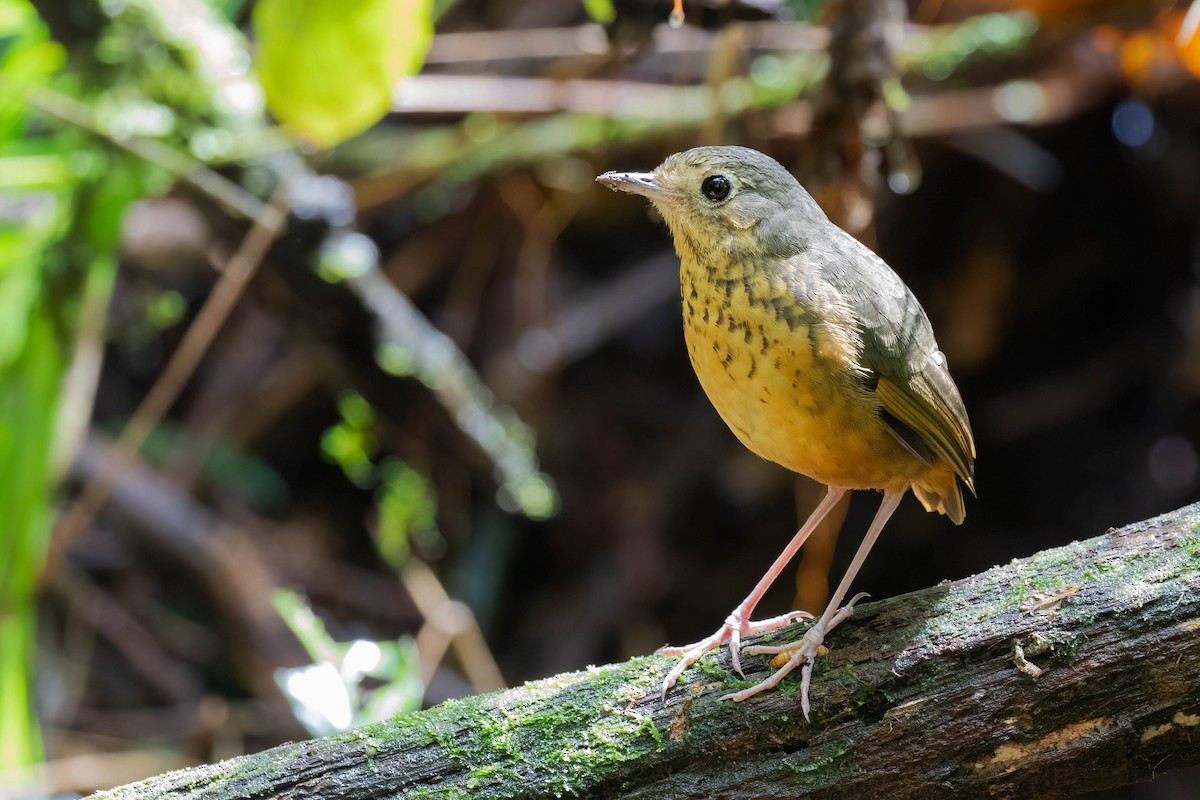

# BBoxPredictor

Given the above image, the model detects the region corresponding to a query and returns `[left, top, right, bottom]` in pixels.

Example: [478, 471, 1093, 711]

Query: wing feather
[877, 366, 976, 493]
[801, 225, 976, 490]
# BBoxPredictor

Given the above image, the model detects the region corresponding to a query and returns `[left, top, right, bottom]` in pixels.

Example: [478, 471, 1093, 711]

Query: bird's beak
[596, 170, 665, 198]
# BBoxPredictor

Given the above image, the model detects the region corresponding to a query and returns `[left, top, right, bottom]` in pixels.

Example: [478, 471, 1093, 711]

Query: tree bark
[90, 503, 1200, 799]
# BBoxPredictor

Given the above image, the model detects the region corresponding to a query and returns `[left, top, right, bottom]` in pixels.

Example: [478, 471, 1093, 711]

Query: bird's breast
[679, 254, 918, 491]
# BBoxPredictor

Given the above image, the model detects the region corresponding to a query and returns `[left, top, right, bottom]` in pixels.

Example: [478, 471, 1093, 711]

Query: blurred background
[1, 0, 1199, 796]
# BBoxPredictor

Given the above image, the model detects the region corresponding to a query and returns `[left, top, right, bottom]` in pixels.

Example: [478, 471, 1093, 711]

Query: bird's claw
[720, 591, 871, 719]
[656, 608, 815, 699]
[656, 629, 728, 699]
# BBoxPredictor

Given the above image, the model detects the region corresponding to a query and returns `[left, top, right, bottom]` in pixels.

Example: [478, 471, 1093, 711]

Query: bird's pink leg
[722, 490, 906, 719]
[656, 486, 848, 698]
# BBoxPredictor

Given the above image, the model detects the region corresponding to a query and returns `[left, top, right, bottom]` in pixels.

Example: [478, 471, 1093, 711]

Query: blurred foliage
[0, 0, 161, 768]
[582, 0, 615, 25]
[321, 394, 448, 567]
[376, 458, 442, 570]
[253, 0, 434, 147]
[0, 0, 269, 770]
[3, 0, 553, 774]
[321, 235, 560, 520]
[785, 0, 827, 23]
[0, 1, 66, 365]
[91, 0, 261, 154]
[747, 51, 828, 107]
[322, 391, 381, 489]
[902, 12, 1040, 81]
[273, 588, 423, 736]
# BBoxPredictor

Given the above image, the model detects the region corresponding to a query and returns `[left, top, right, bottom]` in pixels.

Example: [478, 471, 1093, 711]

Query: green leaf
[0, 311, 64, 769]
[581, 0, 614, 25]
[375, 457, 440, 569]
[253, 0, 433, 148]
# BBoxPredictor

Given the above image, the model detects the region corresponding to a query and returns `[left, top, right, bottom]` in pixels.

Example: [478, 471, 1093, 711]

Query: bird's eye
[701, 175, 731, 202]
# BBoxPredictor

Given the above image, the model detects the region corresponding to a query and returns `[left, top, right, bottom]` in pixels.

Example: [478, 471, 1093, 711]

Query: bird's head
[597, 146, 825, 261]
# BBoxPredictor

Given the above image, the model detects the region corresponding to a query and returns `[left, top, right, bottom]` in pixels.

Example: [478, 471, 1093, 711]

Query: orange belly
[680, 261, 926, 493]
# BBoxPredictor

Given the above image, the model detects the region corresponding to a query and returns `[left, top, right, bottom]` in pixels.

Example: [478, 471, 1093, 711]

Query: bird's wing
[876, 366, 976, 491]
[806, 229, 976, 488]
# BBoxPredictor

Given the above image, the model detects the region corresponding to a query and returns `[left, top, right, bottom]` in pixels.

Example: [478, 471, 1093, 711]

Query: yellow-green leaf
[253, 0, 433, 148]
[582, 0, 615, 24]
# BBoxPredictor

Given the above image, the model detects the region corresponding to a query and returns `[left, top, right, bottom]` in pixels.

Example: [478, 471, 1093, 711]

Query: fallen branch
[91, 503, 1200, 799]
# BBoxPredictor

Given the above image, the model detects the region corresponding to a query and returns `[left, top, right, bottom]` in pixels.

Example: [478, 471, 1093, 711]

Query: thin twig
[42, 180, 291, 585]
[423, 21, 829, 65]
[390, 65, 1115, 135]
[402, 560, 506, 693]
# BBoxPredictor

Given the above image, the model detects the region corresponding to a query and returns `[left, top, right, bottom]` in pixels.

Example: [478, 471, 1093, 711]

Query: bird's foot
[721, 592, 870, 720]
[655, 608, 813, 699]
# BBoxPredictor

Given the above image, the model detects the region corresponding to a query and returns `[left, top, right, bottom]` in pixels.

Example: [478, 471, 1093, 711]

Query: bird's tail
[912, 469, 967, 525]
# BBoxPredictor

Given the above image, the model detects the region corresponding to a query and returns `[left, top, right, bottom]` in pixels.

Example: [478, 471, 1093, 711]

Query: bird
[596, 146, 976, 719]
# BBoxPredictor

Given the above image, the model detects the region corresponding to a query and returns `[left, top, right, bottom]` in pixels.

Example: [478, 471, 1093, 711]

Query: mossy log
[92, 503, 1200, 800]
